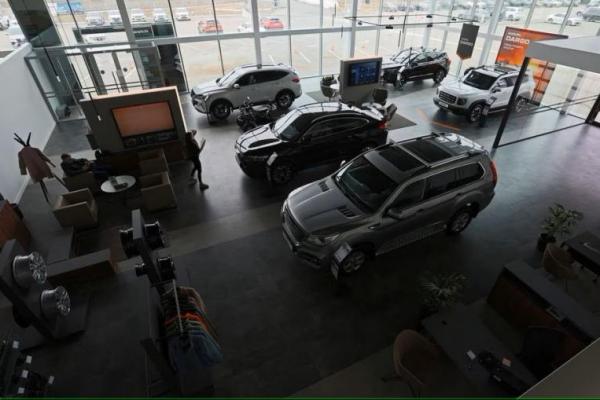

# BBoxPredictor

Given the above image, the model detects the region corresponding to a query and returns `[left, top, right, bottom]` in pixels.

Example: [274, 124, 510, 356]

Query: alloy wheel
[341, 251, 366, 274]
[450, 211, 471, 233]
[271, 163, 293, 185]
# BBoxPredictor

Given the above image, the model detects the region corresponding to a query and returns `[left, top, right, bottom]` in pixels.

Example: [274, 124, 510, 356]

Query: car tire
[446, 208, 473, 235]
[467, 103, 484, 123]
[275, 90, 295, 109]
[210, 100, 232, 120]
[394, 75, 406, 89]
[515, 96, 528, 113]
[433, 69, 447, 84]
[340, 249, 367, 274]
[269, 161, 295, 185]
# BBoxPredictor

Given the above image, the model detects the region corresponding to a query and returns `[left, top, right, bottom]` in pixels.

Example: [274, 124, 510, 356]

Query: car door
[333, 116, 373, 159]
[406, 53, 428, 80]
[370, 179, 428, 255]
[295, 118, 340, 168]
[253, 70, 287, 103]
[419, 167, 462, 227]
[490, 77, 512, 109]
[230, 72, 256, 107]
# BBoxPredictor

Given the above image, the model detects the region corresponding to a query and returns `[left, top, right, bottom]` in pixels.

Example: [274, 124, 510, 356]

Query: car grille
[439, 91, 457, 104]
[283, 207, 306, 242]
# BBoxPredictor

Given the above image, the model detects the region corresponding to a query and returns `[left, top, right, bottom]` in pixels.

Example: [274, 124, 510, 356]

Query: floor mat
[306, 91, 336, 103]
[388, 113, 416, 130]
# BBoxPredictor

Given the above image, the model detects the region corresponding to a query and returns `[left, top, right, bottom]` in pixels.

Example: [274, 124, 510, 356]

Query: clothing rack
[0, 338, 54, 397]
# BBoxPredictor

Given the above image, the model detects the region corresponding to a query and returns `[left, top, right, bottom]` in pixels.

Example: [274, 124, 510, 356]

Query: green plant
[419, 271, 467, 313]
[541, 203, 583, 240]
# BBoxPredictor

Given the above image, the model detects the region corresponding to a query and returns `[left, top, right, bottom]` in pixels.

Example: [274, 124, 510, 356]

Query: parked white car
[547, 12, 582, 25]
[153, 8, 168, 22]
[540, 0, 562, 7]
[174, 7, 190, 21]
[7, 24, 26, 48]
[0, 15, 10, 30]
[237, 22, 253, 32]
[433, 64, 534, 123]
[503, 6, 522, 20]
[130, 9, 146, 23]
[84, 33, 107, 43]
[108, 10, 122, 25]
[85, 11, 104, 26]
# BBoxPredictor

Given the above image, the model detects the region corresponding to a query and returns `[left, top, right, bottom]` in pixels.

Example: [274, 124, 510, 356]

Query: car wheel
[446, 208, 473, 235]
[515, 96, 528, 113]
[269, 161, 294, 185]
[340, 250, 367, 274]
[467, 103, 484, 123]
[394, 75, 406, 89]
[433, 69, 447, 84]
[275, 90, 294, 109]
[210, 100, 231, 120]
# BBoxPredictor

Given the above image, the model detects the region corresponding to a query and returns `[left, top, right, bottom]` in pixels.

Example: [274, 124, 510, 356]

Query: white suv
[191, 64, 302, 121]
[433, 65, 534, 123]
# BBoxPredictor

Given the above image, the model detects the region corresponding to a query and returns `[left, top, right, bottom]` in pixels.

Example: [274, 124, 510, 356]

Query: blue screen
[348, 61, 380, 86]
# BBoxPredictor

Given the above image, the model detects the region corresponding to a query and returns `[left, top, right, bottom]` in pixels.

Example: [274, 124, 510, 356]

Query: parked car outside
[153, 8, 169, 22]
[546, 12, 582, 25]
[281, 132, 497, 273]
[235, 102, 392, 185]
[237, 22, 253, 32]
[174, 7, 190, 21]
[7, 24, 26, 48]
[382, 47, 451, 89]
[580, 6, 600, 21]
[191, 64, 302, 121]
[108, 10, 122, 25]
[83, 33, 107, 43]
[85, 11, 104, 26]
[261, 16, 284, 29]
[198, 19, 223, 33]
[540, 0, 562, 6]
[502, 6, 522, 20]
[433, 64, 535, 123]
[130, 9, 146, 23]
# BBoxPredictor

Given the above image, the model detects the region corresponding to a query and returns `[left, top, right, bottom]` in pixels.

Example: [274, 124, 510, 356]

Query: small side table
[101, 175, 136, 206]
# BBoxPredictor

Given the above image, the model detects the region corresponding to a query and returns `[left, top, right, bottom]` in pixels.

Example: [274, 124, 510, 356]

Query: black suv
[382, 47, 451, 89]
[235, 102, 391, 185]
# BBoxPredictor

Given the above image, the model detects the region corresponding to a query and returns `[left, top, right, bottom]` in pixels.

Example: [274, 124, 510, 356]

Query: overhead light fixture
[12, 252, 47, 289]
[40, 286, 71, 319]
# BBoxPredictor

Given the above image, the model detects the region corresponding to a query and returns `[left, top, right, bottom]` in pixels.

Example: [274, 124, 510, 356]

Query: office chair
[320, 75, 338, 101]
[518, 326, 566, 380]
[372, 87, 388, 106]
[382, 329, 441, 397]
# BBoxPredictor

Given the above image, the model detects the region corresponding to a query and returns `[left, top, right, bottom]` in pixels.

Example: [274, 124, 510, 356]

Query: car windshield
[334, 156, 398, 212]
[272, 110, 312, 141]
[391, 49, 413, 63]
[217, 69, 239, 87]
[462, 71, 497, 90]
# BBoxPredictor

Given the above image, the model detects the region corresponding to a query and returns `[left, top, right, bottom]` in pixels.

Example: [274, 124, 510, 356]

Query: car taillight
[377, 120, 387, 129]
[490, 160, 498, 187]
[292, 76, 300, 83]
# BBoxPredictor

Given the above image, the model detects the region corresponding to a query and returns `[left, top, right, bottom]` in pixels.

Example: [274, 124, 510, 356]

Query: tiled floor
[9, 81, 600, 396]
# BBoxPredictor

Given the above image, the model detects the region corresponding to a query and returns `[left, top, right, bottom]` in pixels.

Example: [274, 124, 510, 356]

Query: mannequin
[14, 132, 66, 203]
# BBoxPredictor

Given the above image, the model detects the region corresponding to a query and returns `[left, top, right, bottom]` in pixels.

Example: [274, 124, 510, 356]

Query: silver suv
[191, 64, 302, 121]
[281, 133, 497, 275]
[434, 64, 534, 123]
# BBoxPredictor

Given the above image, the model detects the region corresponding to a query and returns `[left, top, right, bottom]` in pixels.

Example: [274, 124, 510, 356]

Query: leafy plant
[419, 271, 467, 314]
[541, 203, 583, 240]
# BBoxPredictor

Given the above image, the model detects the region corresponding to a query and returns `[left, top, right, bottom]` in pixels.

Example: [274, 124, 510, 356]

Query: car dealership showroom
[1, 0, 600, 396]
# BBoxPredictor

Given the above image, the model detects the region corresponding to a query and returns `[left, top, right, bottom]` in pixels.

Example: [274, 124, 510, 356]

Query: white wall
[0, 44, 56, 202]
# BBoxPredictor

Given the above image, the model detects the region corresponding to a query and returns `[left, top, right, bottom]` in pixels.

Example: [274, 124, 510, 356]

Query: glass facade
[10, 0, 598, 120]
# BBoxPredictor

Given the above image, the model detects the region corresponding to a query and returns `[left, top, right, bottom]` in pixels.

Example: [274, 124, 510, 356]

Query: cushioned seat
[138, 149, 169, 176]
[53, 188, 98, 229]
[139, 172, 177, 212]
[63, 171, 100, 194]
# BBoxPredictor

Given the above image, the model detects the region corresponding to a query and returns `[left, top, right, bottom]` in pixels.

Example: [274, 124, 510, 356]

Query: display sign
[495, 27, 567, 105]
[347, 60, 381, 86]
[456, 24, 479, 60]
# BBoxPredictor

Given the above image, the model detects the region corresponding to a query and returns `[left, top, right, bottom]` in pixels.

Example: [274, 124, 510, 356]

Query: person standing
[186, 130, 208, 190]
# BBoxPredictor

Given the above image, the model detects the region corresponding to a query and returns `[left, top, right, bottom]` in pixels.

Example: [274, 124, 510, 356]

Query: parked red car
[198, 19, 223, 33]
[260, 16, 284, 29]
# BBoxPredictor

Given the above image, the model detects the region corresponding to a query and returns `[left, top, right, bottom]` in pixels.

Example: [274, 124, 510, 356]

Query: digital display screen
[112, 101, 175, 137]
[347, 60, 381, 86]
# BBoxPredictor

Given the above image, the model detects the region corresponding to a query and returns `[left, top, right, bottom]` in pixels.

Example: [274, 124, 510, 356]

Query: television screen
[112, 102, 175, 137]
[348, 60, 381, 86]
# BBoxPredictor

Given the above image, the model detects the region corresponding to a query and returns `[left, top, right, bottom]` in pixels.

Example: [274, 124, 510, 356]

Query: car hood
[287, 177, 366, 235]
[191, 81, 225, 97]
[236, 124, 282, 152]
[382, 57, 405, 69]
[439, 78, 486, 96]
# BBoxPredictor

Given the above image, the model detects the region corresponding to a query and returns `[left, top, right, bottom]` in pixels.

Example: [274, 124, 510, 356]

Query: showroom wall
[0, 43, 55, 202]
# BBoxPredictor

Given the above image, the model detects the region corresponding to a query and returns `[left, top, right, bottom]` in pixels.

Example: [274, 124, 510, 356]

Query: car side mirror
[233, 83, 240, 89]
[386, 207, 403, 220]
[340, 160, 346, 167]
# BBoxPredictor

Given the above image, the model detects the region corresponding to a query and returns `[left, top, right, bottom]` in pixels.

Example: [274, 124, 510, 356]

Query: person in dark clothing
[186, 130, 208, 190]
[60, 153, 110, 180]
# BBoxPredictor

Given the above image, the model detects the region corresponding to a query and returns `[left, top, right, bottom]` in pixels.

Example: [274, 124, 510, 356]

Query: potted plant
[538, 203, 584, 252]
[419, 271, 467, 316]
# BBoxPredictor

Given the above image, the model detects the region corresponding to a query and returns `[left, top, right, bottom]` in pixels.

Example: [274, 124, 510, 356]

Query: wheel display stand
[0, 240, 89, 349]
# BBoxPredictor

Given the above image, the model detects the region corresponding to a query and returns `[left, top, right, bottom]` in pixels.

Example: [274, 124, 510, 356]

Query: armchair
[139, 172, 177, 212]
[138, 149, 169, 176]
[53, 188, 98, 229]
[63, 171, 100, 194]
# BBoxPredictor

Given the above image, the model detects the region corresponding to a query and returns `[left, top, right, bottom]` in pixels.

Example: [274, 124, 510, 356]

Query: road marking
[328, 48, 342, 60]
[269, 54, 276, 64]
[297, 50, 311, 63]
[416, 107, 461, 131]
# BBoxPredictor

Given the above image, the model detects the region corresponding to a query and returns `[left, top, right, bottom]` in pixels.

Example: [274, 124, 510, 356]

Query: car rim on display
[278, 93, 292, 108]
[342, 252, 365, 273]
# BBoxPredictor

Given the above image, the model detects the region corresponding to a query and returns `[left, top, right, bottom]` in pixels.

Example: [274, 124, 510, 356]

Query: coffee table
[101, 175, 136, 205]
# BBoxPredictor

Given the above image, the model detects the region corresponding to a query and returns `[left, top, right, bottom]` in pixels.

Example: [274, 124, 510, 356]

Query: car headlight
[305, 234, 339, 246]
[457, 98, 467, 105]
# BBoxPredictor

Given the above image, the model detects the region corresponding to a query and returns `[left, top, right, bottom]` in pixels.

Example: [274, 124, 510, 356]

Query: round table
[101, 175, 136, 193]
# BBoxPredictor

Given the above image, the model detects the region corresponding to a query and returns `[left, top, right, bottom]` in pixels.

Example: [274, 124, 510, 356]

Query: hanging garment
[18, 147, 54, 183]
[167, 329, 223, 371]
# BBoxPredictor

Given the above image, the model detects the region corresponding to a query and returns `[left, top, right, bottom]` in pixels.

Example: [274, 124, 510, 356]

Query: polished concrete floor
[8, 80, 600, 396]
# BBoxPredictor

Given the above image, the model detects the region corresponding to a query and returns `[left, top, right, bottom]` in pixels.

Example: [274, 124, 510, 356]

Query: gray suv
[281, 133, 497, 274]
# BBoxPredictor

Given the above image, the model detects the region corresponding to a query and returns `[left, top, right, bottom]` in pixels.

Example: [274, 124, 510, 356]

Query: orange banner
[495, 27, 567, 105]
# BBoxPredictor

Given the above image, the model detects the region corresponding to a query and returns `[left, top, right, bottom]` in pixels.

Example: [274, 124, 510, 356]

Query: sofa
[53, 188, 98, 229]
[138, 149, 169, 176]
[139, 172, 177, 212]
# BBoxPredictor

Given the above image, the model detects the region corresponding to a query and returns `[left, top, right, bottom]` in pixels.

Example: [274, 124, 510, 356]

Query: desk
[565, 231, 600, 280]
[422, 303, 537, 396]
